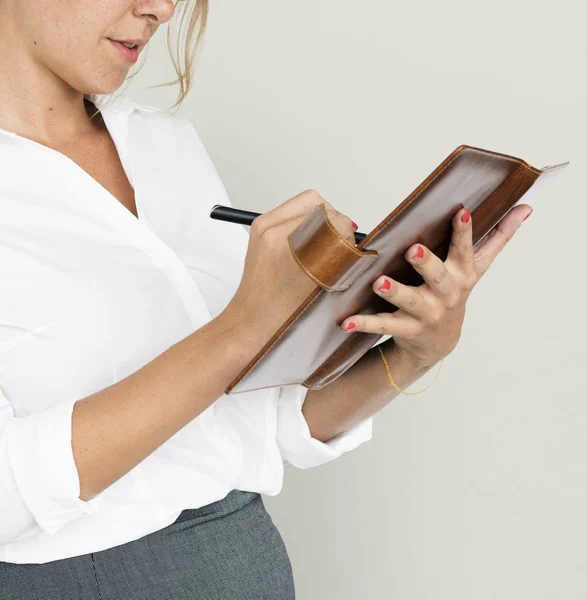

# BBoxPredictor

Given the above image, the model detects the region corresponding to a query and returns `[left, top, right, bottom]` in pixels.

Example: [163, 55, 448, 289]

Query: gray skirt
[0, 490, 295, 600]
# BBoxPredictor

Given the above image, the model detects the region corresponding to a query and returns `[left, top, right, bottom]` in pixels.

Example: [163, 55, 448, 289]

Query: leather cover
[225, 145, 568, 394]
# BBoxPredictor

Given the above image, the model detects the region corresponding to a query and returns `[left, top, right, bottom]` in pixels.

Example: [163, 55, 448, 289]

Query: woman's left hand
[339, 204, 534, 369]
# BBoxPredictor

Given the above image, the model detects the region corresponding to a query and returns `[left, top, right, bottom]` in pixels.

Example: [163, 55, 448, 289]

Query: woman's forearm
[73, 313, 261, 502]
[301, 341, 436, 443]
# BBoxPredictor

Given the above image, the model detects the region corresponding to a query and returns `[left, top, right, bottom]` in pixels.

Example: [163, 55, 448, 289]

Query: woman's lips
[108, 39, 139, 63]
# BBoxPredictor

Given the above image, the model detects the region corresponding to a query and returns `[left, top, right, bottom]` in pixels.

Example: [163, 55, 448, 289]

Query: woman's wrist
[302, 338, 439, 442]
[380, 339, 438, 389]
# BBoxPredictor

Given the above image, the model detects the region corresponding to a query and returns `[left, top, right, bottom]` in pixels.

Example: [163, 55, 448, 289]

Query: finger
[370, 274, 429, 319]
[253, 189, 333, 231]
[403, 243, 453, 297]
[340, 310, 420, 338]
[446, 207, 475, 278]
[474, 204, 533, 277]
[259, 193, 357, 247]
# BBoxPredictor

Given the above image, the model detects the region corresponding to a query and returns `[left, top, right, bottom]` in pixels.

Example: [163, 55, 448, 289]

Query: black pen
[209, 205, 366, 243]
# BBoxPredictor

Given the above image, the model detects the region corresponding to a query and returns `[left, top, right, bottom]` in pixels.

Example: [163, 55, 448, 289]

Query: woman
[0, 0, 533, 598]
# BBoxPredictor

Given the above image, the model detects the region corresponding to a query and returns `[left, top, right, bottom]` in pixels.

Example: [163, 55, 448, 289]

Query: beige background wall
[127, 1, 586, 598]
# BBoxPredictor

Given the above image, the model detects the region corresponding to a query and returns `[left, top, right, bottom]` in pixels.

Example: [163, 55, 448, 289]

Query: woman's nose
[138, 0, 177, 26]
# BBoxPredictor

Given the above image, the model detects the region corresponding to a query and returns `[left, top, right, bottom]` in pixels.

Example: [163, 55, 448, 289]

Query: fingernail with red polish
[351, 221, 359, 230]
[343, 321, 356, 331]
[412, 246, 424, 260]
[461, 209, 471, 224]
[523, 209, 533, 222]
[378, 278, 391, 292]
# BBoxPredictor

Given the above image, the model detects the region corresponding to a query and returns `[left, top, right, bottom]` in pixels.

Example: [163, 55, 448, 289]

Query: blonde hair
[88, 0, 209, 120]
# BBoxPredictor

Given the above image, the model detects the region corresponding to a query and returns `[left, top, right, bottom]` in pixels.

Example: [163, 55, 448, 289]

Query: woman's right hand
[221, 189, 357, 345]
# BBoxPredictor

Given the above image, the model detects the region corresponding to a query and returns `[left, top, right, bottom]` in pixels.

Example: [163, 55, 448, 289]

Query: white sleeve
[275, 383, 373, 469]
[0, 387, 105, 544]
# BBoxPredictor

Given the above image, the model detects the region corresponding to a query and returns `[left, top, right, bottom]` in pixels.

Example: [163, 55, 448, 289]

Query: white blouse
[0, 91, 373, 564]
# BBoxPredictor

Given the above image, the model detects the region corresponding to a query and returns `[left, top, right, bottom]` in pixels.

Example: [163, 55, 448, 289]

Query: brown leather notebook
[226, 145, 568, 394]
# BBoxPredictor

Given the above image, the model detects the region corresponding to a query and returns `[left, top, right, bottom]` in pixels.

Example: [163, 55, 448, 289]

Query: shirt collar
[83, 91, 138, 118]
